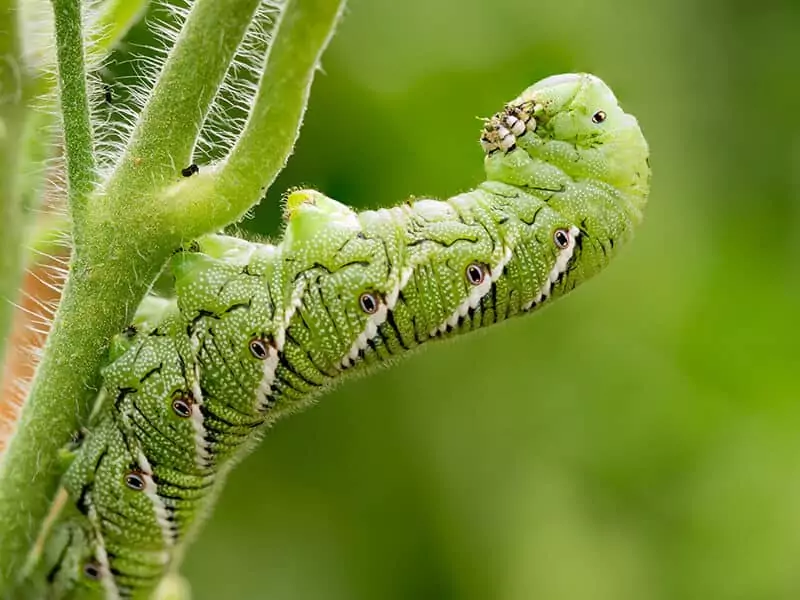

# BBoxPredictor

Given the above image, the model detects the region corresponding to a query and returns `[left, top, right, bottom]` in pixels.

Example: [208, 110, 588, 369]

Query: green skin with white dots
[16, 73, 650, 599]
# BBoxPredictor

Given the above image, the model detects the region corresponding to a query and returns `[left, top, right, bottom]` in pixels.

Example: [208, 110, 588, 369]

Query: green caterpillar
[16, 73, 650, 599]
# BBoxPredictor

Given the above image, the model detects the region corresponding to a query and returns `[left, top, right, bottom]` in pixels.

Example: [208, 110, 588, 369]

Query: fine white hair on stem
[193, 1, 283, 164]
[18, 0, 55, 73]
[90, 0, 194, 178]
[0, 260, 66, 457]
[90, 0, 286, 181]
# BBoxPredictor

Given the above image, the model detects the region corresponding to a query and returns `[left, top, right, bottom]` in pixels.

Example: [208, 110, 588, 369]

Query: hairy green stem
[19, 0, 150, 217]
[50, 0, 96, 226]
[219, 0, 347, 200]
[0, 0, 347, 589]
[0, 0, 28, 389]
[0, 0, 96, 585]
[163, 0, 348, 236]
[109, 0, 262, 189]
[0, 255, 160, 585]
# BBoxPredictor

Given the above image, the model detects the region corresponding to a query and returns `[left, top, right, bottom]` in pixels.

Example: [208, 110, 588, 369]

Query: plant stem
[0, 0, 28, 391]
[109, 0, 262, 190]
[0, 0, 96, 584]
[163, 0, 348, 237]
[222, 0, 346, 197]
[50, 0, 96, 227]
[18, 0, 151, 217]
[0, 254, 161, 585]
[0, 0, 347, 588]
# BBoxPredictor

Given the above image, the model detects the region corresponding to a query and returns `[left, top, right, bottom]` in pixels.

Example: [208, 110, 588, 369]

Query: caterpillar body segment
[19, 73, 650, 599]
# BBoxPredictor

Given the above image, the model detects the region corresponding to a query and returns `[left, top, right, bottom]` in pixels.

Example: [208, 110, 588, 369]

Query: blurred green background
[144, 0, 799, 597]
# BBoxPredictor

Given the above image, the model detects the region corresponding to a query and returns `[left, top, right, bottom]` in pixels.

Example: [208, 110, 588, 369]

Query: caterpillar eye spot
[181, 163, 199, 177]
[554, 228, 571, 249]
[83, 562, 101, 580]
[465, 263, 486, 286]
[124, 472, 146, 491]
[249, 338, 270, 359]
[249, 338, 271, 360]
[591, 110, 607, 124]
[359, 292, 379, 314]
[171, 395, 192, 418]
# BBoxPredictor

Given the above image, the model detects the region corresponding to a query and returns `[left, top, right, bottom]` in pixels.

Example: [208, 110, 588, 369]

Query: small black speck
[181, 164, 199, 177]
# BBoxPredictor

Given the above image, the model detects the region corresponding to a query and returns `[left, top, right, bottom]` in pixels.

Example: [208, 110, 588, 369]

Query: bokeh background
[14, 0, 800, 597]
[186, 0, 800, 598]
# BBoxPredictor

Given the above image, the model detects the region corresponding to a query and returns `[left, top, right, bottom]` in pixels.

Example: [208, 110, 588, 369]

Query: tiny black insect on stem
[181, 164, 199, 177]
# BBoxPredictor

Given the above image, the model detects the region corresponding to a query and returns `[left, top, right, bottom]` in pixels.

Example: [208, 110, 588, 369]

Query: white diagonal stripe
[430, 246, 514, 336]
[522, 225, 580, 311]
[137, 451, 177, 547]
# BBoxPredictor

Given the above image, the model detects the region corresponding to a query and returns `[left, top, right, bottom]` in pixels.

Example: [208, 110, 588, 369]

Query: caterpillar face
[486, 74, 649, 202]
[523, 73, 651, 205]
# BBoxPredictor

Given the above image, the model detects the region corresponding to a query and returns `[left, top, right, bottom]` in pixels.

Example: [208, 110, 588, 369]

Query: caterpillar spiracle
[17, 73, 651, 599]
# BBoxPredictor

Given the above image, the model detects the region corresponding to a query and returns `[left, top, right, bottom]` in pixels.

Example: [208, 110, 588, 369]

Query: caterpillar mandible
[17, 73, 650, 599]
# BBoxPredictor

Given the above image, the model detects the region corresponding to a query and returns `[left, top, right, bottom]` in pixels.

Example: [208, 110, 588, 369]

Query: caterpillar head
[484, 73, 650, 291]
[484, 73, 650, 221]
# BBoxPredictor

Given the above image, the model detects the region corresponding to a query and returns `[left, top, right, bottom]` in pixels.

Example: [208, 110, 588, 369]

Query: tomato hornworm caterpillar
[17, 73, 650, 599]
